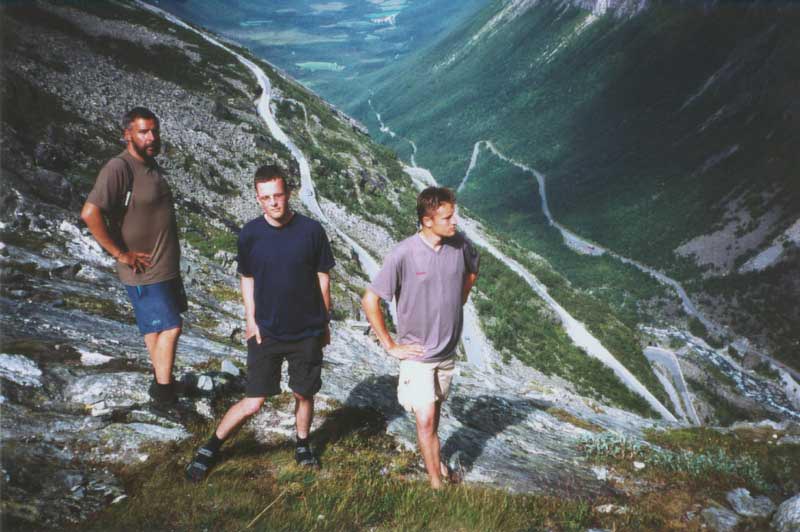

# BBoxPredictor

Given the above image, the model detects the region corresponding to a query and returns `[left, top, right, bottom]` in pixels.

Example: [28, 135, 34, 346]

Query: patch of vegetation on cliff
[474, 251, 658, 418]
[179, 209, 238, 259]
[208, 282, 240, 303]
[581, 426, 799, 510]
[460, 221, 672, 413]
[61, 292, 135, 325]
[547, 407, 603, 433]
[327, 237, 370, 321]
[576, 425, 800, 530]
[646, 426, 800, 495]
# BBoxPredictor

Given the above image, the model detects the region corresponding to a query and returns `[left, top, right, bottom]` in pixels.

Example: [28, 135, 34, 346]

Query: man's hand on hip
[117, 251, 151, 273]
[387, 343, 424, 360]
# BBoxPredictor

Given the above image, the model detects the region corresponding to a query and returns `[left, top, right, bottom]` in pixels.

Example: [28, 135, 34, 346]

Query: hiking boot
[148, 380, 177, 404]
[185, 445, 218, 483]
[295, 444, 319, 468]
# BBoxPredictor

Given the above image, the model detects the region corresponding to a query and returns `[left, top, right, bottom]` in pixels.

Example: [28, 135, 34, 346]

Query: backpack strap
[109, 157, 134, 248]
[115, 156, 134, 210]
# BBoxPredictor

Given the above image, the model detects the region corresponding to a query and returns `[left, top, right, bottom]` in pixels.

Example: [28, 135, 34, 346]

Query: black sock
[205, 433, 224, 453]
[296, 436, 309, 448]
[153, 381, 175, 402]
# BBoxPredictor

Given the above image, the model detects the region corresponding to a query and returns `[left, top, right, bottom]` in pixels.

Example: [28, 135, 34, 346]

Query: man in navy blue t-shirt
[186, 165, 334, 481]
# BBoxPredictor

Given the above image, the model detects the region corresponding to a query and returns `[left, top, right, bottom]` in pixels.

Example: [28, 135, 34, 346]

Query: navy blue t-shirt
[237, 213, 335, 341]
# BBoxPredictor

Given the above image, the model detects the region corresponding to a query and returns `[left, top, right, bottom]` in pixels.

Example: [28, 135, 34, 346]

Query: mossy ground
[81, 406, 603, 531]
[78, 399, 800, 532]
[578, 425, 800, 530]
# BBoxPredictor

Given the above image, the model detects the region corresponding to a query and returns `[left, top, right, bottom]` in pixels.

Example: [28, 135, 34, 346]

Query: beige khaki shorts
[397, 357, 456, 413]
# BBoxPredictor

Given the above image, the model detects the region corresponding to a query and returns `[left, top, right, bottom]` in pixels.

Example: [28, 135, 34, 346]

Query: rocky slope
[1, 2, 798, 530]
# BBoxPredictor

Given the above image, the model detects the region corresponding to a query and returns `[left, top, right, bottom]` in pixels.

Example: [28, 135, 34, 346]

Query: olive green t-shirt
[87, 151, 180, 286]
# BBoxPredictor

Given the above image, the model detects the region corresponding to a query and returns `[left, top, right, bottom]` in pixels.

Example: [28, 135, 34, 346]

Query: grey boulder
[772, 494, 800, 532]
[726, 487, 775, 518]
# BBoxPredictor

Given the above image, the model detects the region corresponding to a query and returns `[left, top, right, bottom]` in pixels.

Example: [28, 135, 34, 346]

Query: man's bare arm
[462, 272, 478, 305]
[361, 288, 423, 360]
[240, 274, 261, 344]
[80, 201, 151, 273]
[317, 272, 331, 346]
[317, 272, 331, 315]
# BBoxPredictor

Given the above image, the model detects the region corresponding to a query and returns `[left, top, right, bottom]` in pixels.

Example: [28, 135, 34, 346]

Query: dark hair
[122, 107, 159, 130]
[254, 164, 290, 190]
[417, 186, 456, 224]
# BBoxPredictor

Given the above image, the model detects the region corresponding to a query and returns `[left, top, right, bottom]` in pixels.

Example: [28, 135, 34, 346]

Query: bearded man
[81, 107, 187, 410]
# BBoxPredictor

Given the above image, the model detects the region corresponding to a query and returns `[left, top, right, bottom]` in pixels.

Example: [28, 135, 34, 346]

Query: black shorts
[246, 335, 323, 398]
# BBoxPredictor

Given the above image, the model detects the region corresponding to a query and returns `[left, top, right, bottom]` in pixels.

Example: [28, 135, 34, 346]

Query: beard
[132, 140, 160, 160]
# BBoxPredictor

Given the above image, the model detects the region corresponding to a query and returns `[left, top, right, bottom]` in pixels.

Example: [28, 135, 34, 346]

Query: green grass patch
[547, 407, 603, 433]
[644, 426, 800, 496]
[179, 210, 238, 260]
[579, 430, 774, 494]
[209, 283, 241, 304]
[83, 407, 601, 531]
[61, 292, 135, 324]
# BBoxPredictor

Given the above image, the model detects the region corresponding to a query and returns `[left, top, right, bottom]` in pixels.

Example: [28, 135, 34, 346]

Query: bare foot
[440, 463, 462, 484]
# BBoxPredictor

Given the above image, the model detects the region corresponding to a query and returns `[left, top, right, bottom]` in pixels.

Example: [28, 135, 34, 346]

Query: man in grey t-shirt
[362, 186, 479, 489]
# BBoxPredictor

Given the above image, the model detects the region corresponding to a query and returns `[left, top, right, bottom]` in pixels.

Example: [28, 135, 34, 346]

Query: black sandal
[185, 446, 217, 482]
[295, 445, 319, 468]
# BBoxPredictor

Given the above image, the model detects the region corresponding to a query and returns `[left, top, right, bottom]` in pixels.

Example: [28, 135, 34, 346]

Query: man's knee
[415, 407, 437, 435]
[150, 326, 182, 344]
[162, 325, 182, 338]
[239, 396, 266, 417]
[293, 391, 313, 403]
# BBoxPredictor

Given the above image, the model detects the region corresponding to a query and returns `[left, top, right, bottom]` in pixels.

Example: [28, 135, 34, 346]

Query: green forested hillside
[336, 0, 800, 367]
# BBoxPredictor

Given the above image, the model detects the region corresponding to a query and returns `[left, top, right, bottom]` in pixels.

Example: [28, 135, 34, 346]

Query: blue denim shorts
[125, 277, 188, 335]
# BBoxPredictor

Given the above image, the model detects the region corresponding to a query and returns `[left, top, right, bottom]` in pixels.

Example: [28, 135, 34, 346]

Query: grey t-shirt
[370, 231, 480, 362]
[87, 151, 180, 286]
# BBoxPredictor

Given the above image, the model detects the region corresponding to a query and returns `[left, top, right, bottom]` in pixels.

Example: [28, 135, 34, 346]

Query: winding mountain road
[376, 115, 677, 421]
[461, 140, 800, 382]
[645, 347, 701, 425]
